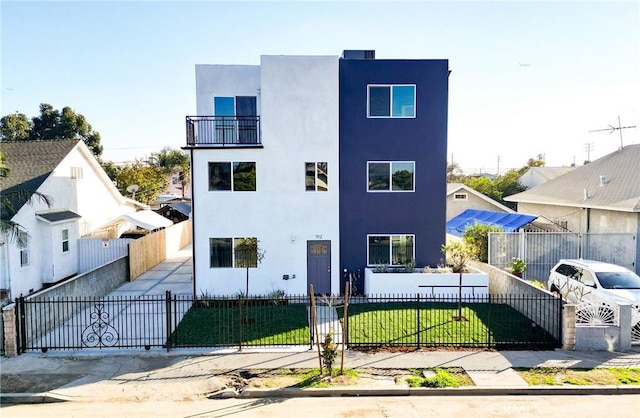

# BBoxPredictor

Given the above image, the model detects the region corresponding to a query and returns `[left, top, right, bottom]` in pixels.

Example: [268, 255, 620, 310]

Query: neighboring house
[0, 139, 140, 298]
[506, 144, 640, 262]
[446, 183, 513, 221]
[156, 202, 191, 224]
[184, 50, 449, 296]
[518, 166, 575, 189]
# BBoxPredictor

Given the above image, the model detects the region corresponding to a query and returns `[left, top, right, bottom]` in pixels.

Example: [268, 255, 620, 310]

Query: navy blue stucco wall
[339, 58, 449, 285]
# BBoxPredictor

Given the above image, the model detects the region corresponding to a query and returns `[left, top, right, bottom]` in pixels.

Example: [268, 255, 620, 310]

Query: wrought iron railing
[15, 292, 562, 353]
[186, 116, 261, 146]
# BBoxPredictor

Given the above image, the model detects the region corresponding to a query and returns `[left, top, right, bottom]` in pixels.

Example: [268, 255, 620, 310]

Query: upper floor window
[453, 193, 467, 200]
[208, 162, 256, 191]
[367, 234, 415, 266]
[367, 85, 416, 118]
[305, 162, 328, 191]
[62, 229, 69, 253]
[368, 161, 415, 192]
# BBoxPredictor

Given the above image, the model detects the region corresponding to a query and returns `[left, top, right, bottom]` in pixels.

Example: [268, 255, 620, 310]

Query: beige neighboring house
[446, 183, 513, 221]
[0, 139, 142, 298]
[518, 166, 575, 189]
[506, 144, 640, 266]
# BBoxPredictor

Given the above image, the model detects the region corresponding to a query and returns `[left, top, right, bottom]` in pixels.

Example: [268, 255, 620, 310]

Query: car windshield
[595, 271, 640, 289]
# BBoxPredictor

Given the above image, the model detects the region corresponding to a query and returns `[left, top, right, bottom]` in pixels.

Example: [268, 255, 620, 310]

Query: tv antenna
[589, 116, 636, 150]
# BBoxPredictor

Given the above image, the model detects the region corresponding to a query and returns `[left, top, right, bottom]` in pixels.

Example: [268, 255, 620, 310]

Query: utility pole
[584, 142, 594, 162]
[496, 155, 500, 176]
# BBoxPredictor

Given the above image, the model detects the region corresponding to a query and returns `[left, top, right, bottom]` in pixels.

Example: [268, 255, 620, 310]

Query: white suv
[548, 259, 640, 332]
[549, 259, 640, 305]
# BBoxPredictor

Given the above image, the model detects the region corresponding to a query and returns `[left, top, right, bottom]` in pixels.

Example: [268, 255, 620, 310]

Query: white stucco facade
[1, 142, 137, 297]
[192, 55, 340, 296]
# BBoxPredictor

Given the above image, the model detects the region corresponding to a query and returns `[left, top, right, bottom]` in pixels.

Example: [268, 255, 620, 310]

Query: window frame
[62, 229, 69, 253]
[367, 161, 415, 192]
[305, 162, 328, 192]
[367, 84, 416, 118]
[209, 237, 259, 269]
[208, 161, 256, 192]
[453, 193, 468, 200]
[367, 234, 415, 266]
[20, 248, 29, 267]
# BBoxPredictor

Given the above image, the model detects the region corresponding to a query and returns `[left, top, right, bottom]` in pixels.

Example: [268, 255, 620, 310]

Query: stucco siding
[192, 56, 340, 296]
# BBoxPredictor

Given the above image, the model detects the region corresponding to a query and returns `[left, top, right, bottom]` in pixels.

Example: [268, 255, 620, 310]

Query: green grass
[516, 367, 640, 385]
[171, 299, 557, 348]
[342, 302, 556, 347]
[171, 302, 310, 346]
[405, 368, 461, 388]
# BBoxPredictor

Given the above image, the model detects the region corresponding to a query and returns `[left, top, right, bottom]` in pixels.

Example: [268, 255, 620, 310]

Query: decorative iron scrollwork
[82, 302, 119, 348]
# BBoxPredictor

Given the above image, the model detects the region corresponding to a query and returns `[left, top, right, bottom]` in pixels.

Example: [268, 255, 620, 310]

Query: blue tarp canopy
[446, 209, 538, 237]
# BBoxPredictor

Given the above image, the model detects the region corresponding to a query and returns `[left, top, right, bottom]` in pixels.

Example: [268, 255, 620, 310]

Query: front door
[307, 240, 331, 294]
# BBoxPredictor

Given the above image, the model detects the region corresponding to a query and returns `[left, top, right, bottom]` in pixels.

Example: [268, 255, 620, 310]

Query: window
[209, 237, 258, 268]
[305, 162, 328, 191]
[70, 167, 83, 179]
[208, 162, 256, 191]
[367, 161, 415, 192]
[20, 249, 29, 267]
[62, 229, 69, 253]
[453, 193, 467, 200]
[368, 234, 415, 266]
[368, 85, 416, 118]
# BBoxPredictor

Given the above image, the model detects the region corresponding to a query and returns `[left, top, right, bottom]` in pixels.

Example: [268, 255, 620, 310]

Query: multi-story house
[185, 50, 449, 296]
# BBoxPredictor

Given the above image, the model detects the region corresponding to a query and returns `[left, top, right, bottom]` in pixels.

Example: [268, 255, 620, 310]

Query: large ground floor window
[209, 237, 258, 268]
[367, 234, 415, 266]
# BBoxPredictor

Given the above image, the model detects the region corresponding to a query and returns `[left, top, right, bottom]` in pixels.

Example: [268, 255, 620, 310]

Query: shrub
[463, 224, 503, 262]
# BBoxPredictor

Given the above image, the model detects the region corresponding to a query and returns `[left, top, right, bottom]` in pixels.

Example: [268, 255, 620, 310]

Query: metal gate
[489, 232, 637, 281]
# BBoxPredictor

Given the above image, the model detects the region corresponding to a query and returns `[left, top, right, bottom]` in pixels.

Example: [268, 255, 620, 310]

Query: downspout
[190, 148, 197, 299]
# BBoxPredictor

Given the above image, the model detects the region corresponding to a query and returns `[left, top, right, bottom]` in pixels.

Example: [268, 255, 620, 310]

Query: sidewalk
[2, 347, 640, 403]
[2, 247, 640, 403]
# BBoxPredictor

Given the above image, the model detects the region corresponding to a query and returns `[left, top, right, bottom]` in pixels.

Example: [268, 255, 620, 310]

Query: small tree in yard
[441, 241, 477, 321]
[234, 238, 265, 296]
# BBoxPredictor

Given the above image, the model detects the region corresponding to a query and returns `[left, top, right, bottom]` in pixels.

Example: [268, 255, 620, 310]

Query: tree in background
[149, 147, 190, 197]
[114, 161, 167, 205]
[463, 223, 504, 263]
[1, 104, 103, 159]
[0, 150, 52, 247]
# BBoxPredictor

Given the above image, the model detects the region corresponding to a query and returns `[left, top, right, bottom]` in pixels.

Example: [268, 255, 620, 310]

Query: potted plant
[509, 257, 527, 278]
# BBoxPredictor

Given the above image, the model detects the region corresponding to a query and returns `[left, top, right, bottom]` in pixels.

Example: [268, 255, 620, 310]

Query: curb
[220, 385, 640, 399]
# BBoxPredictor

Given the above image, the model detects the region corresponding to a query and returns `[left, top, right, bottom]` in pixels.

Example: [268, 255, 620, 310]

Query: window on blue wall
[368, 234, 415, 266]
[368, 161, 415, 192]
[367, 85, 416, 118]
[208, 161, 256, 191]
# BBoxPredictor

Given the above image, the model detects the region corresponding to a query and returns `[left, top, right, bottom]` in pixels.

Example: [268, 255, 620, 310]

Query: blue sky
[2, 1, 638, 173]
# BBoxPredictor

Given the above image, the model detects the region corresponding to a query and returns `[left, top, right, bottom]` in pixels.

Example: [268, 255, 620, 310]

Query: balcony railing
[186, 116, 261, 147]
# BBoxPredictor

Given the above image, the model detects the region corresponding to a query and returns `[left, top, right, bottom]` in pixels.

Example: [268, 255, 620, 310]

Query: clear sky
[2, 0, 638, 173]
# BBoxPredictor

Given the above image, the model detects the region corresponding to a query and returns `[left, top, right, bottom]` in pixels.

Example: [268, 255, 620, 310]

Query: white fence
[488, 232, 637, 281]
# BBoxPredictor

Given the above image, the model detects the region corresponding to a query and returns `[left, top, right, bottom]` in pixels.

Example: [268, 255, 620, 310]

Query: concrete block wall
[573, 304, 631, 351]
[470, 260, 561, 341]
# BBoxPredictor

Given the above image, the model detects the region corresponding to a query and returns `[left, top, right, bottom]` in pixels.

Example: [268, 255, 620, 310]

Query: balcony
[186, 116, 261, 147]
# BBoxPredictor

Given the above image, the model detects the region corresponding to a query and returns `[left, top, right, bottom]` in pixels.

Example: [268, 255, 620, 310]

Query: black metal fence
[15, 292, 562, 353]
